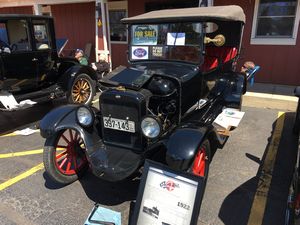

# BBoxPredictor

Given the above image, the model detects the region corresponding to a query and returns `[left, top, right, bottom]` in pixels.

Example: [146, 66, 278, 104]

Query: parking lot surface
[0, 98, 297, 225]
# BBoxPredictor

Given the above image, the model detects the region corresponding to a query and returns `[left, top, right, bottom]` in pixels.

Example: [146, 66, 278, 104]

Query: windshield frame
[128, 22, 204, 65]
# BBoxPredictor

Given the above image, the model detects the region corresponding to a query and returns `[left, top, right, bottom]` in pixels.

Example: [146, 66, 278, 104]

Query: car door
[0, 18, 38, 93]
[31, 19, 57, 86]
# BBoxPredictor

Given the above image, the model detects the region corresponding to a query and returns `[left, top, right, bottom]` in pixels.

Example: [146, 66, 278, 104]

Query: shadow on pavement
[79, 171, 140, 206]
[219, 112, 298, 225]
[43, 169, 140, 206]
[42, 172, 67, 189]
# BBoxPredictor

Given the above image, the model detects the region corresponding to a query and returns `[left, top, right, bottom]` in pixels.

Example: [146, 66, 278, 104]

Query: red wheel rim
[192, 146, 206, 177]
[54, 129, 87, 175]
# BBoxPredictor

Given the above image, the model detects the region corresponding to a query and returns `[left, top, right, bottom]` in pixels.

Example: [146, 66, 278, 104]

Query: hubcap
[72, 78, 91, 103]
[192, 146, 207, 177]
[54, 129, 87, 175]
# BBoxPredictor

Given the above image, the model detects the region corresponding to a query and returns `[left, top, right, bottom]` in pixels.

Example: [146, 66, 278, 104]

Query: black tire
[43, 129, 88, 185]
[67, 73, 96, 105]
[188, 139, 211, 178]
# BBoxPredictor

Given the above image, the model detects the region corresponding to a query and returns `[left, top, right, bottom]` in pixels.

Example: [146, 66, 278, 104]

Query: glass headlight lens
[141, 117, 161, 138]
[77, 107, 93, 126]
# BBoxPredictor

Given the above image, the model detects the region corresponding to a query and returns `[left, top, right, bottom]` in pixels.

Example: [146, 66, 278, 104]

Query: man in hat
[75, 49, 88, 65]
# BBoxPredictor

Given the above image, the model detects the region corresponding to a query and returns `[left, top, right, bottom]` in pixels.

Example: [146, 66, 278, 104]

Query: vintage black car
[40, 6, 255, 185]
[0, 14, 98, 110]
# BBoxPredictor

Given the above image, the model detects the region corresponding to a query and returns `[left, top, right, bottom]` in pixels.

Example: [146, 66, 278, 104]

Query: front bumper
[86, 138, 142, 181]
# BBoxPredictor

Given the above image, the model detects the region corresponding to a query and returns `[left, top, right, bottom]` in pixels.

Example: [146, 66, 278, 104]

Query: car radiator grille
[101, 103, 143, 150]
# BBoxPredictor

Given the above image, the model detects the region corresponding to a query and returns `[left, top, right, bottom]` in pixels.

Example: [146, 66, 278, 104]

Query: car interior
[7, 20, 31, 51]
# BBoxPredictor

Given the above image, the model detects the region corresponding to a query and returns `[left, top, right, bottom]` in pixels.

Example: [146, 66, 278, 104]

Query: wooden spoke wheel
[43, 129, 88, 185]
[67, 73, 95, 105]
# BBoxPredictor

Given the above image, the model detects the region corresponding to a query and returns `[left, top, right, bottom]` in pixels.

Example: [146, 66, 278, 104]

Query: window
[109, 10, 127, 42]
[129, 23, 202, 63]
[108, 1, 127, 43]
[33, 20, 51, 50]
[0, 23, 9, 49]
[251, 0, 300, 45]
[7, 20, 31, 51]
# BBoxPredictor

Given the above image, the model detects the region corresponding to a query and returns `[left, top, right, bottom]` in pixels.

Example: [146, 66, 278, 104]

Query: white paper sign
[137, 167, 198, 225]
[213, 108, 245, 129]
[167, 33, 185, 46]
[131, 46, 149, 60]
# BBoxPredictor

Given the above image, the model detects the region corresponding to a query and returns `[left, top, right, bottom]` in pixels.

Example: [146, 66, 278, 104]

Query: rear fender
[59, 65, 97, 91]
[39, 105, 96, 149]
[165, 125, 209, 171]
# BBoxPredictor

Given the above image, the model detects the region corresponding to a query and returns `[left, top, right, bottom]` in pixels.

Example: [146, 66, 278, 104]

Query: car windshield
[129, 22, 203, 64]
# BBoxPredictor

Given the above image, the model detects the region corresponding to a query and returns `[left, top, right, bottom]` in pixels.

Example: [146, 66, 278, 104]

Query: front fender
[39, 105, 97, 148]
[166, 125, 208, 171]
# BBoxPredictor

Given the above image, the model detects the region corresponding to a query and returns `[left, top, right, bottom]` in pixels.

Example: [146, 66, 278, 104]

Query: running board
[0, 91, 37, 111]
[0, 85, 65, 111]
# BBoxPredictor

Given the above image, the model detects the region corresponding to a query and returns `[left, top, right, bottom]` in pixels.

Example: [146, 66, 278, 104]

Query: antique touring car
[40, 5, 257, 185]
[0, 15, 97, 110]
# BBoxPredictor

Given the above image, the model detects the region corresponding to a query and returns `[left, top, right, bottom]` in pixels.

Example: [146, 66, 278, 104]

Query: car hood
[100, 62, 199, 90]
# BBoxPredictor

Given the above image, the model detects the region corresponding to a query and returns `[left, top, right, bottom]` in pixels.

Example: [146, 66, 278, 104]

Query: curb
[243, 92, 297, 111]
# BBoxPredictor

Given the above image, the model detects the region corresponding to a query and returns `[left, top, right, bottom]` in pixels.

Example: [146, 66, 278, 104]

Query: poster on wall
[131, 46, 149, 60]
[132, 25, 158, 45]
[130, 160, 205, 225]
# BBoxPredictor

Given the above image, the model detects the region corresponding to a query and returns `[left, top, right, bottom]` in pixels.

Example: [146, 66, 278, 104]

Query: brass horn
[204, 34, 226, 47]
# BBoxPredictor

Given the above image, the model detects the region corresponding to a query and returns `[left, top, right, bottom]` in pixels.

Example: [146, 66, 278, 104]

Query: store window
[251, 0, 300, 45]
[108, 1, 127, 43]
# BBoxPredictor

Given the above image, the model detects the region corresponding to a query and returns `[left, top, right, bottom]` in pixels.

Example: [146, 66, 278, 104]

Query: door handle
[32, 58, 38, 62]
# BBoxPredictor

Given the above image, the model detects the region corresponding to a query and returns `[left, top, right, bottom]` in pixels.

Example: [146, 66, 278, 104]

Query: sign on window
[132, 25, 158, 45]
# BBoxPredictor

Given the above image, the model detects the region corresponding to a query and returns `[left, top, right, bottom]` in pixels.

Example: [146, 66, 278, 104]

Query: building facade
[0, 0, 300, 85]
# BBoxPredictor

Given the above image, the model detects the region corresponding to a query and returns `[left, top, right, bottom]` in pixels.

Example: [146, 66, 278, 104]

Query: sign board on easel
[130, 160, 205, 225]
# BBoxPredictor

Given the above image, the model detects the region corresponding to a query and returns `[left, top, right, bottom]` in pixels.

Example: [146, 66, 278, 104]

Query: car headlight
[76, 107, 93, 127]
[141, 116, 161, 138]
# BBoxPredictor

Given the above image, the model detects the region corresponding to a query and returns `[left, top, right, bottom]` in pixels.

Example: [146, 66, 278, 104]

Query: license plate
[103, 116, 135, 133]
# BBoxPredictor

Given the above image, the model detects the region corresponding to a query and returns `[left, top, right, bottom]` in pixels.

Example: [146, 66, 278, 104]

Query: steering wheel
[10, 44, 17, 51]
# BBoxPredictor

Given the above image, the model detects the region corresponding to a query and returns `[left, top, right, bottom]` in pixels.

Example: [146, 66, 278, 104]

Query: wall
[51, 2, 96, 62]
[0, 6, 33, 14]
[215, 0, 300, 85]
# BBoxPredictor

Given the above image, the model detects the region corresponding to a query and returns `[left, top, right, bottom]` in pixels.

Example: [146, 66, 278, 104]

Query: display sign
[152, 46, 163, 57]
[167, 33, 185, 46]
[131, 46, 149, 60]
[130, 160, 205, 225]
[132, 25, 158, 45]
[213, 108, 245, 130]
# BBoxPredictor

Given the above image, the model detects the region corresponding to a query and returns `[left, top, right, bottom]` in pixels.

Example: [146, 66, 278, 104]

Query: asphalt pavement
[0, 92, 298, 225]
